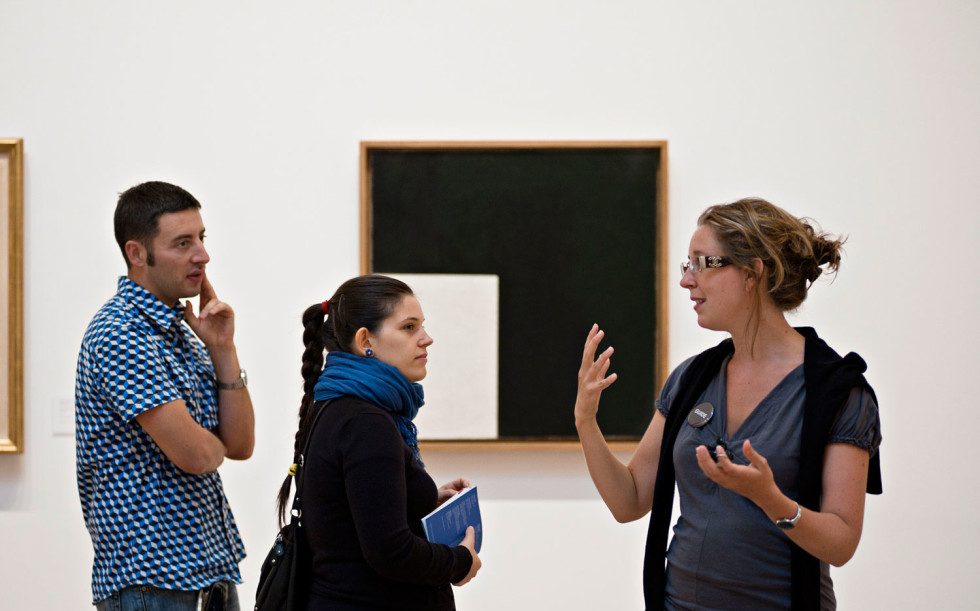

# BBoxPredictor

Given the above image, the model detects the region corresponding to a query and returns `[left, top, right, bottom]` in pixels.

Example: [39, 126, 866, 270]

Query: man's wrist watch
[775, 502, 802, 530]
[217, 368, 247, 390]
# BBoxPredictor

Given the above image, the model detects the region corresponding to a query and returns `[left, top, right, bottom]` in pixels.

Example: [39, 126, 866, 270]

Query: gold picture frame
[0, 139, 24, 453]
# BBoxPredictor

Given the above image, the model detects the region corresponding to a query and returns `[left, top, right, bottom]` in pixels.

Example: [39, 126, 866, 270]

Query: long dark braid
[275, 303, 329, 525]
[275, 275, 415, 525]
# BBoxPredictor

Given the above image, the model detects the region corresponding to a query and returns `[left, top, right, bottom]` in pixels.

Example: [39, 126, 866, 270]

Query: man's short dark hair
[114, 181, 202, 267]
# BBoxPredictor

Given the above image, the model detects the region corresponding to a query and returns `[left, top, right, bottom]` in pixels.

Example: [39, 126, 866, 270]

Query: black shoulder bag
[254, 401, 330, 611]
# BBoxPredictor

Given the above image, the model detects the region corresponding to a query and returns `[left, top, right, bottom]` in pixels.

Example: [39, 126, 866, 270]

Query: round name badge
[687, 402, 714, 428]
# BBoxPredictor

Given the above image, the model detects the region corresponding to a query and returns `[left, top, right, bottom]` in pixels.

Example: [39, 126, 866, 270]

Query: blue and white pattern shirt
[75, 277, 245, 603]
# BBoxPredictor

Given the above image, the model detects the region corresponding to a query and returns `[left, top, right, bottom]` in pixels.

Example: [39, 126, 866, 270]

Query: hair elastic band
[322, 300, 329, 314]
[288, 463, 298, 476]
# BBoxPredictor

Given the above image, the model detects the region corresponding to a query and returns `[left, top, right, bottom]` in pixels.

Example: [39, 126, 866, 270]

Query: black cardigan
[303, 397, 472, 610]
[642, 327, 882, 610]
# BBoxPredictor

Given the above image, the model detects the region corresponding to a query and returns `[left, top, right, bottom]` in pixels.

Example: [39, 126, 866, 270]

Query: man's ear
[353, 327, 373, 357]
[125, 240, 148, 268]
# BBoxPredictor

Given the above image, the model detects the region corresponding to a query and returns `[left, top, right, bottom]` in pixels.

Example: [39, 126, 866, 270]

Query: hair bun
[812, 235, 843, 275]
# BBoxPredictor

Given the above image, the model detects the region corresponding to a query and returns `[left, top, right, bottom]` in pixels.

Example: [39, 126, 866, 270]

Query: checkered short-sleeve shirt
[75, 277, 245, 603]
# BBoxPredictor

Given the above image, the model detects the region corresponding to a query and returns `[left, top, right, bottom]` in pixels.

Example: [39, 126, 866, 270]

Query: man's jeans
[95, 583, 240, 611]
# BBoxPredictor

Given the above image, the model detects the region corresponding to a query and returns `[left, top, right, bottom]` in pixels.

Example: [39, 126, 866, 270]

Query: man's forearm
[209, 339, 255, 460]
[217, 387, 255, 459]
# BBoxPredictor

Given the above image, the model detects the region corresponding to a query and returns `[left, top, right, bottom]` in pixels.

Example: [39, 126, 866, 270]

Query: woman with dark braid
[277, 274, 480, 610]
[575, 198, 882, 610]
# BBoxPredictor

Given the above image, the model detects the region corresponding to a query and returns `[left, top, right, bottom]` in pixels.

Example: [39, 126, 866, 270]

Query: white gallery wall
[1, 1, 978, 609]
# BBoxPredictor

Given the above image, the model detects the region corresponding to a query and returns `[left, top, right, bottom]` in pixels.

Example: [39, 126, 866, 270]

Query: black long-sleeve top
[304, 397, 472, 610]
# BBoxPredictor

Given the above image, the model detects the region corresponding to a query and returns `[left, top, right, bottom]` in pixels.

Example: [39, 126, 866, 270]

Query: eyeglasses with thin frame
[680, 255, 733, 277]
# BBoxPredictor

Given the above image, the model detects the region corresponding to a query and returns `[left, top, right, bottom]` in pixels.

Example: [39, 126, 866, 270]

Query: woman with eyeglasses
[574, 197, 882, 610]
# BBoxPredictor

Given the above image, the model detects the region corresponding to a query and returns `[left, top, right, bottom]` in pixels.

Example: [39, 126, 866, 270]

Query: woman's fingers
[580, 324, 602, 367]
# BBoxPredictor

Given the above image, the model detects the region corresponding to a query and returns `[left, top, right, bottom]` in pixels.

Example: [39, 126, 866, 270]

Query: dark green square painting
[362, 142, 668, 441]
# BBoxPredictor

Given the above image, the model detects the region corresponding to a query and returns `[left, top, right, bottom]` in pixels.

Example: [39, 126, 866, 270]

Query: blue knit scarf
[313, 350, 425, 466]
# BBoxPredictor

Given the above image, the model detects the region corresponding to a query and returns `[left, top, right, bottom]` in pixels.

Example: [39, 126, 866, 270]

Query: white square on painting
[386, 274, 499, 440]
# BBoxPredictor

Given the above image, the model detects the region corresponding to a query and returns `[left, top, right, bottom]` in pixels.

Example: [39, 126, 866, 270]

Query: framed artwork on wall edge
[0, 138, 24, 454]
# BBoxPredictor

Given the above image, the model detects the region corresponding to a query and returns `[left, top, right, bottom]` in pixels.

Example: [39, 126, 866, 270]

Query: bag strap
[289, 399, 332, 525]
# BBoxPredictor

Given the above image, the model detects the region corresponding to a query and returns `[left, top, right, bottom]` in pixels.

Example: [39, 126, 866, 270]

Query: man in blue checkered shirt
[75, 181, 255, 610]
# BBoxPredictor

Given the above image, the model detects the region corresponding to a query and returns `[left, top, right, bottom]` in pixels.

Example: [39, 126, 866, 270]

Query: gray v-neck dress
[656, 354, 881, 611]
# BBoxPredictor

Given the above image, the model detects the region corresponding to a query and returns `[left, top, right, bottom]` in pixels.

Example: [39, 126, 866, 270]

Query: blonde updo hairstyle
[698, 197, 845, 311]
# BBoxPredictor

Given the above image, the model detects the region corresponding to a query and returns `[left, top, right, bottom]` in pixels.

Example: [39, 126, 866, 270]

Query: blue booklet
[421, 486, 483, 553]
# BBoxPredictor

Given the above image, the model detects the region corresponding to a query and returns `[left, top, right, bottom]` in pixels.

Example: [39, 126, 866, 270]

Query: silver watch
[775, 503, 802, 530]
[217, 368, 247, 390]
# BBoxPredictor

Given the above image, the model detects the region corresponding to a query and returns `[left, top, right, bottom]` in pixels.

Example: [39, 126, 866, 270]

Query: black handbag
[254, 403, 329, 611]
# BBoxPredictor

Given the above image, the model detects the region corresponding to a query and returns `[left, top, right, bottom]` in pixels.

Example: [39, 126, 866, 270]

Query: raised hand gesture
[183, 274, 236, 351]
[574, 324, 618, 427]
